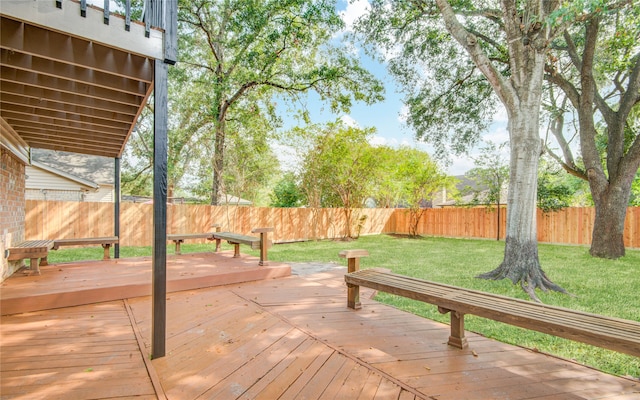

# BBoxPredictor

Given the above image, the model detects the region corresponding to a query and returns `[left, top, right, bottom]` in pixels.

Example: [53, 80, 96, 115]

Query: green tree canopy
[178, 0, 384, 205]
[298, 121, 379, 238]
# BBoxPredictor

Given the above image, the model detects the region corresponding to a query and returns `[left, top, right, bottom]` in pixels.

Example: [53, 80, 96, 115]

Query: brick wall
[1, 147, 26, 280]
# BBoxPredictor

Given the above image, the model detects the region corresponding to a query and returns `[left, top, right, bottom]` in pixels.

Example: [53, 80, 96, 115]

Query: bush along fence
[24, 200, 640, 249]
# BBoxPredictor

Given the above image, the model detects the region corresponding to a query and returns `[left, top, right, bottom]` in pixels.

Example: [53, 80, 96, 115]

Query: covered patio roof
[0, 0, 161, 158]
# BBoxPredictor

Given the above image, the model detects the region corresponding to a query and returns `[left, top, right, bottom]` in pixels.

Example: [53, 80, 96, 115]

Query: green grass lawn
[47, 234, 640, 379]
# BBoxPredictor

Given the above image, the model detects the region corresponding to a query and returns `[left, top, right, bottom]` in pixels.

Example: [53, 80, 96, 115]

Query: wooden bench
[213, 227, 273, 266]
[168, 224, 221, 255]
[341, 250, 640, 358]
[167, 233, 216, 255]
[52, 237, 119, 260]
[7, 240, 54, 275]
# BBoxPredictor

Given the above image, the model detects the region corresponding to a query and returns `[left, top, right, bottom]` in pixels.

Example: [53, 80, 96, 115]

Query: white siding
[85, 186, 114, 202]
[25, 189, 84, 202]
[25, 166, 113, 202]
[26, 166, 92, 191]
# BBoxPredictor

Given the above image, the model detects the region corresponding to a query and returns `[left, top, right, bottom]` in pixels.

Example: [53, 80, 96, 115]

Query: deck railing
[62, 0, 162, 36]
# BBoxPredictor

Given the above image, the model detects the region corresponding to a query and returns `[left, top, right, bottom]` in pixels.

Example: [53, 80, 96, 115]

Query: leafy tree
[358, 1, 577, 300]
[121, 67, 211, 199]
[178, 0, 384, 205]
[393, 147, 452, 237]
[544, 2, 640, 258]
[121, 104, 153, 196]
[370, 146, 404, 208]
[463, 141, 509, 241]
[299, 122, 379, 238]
[270, 173, 304, 207]
[537, 157, 574, 213]
[186, 110, 280, 205]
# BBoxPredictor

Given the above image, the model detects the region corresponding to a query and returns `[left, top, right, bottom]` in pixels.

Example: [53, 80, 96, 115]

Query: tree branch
[434, 0, 514, 107]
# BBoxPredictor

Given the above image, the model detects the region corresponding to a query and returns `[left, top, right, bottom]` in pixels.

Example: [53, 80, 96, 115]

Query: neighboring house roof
[432, 175, 507, 208]
[30, 148, 115, 185]
[29, 161, 99, 190]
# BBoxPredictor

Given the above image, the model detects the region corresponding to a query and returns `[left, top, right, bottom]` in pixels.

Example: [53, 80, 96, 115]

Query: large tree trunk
[558, 17, 640, 259]
[211, 123, 225, 206]
[435, 0, 567, 300]
[588, 168, 635, 258]
[478, 109, 568, 301]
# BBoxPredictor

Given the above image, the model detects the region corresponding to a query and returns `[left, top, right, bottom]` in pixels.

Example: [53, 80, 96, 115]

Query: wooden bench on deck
[168, 224, 221, 255]
[52, 237, 119, 260]
[341, 250, 640, 358]
[213, 228, 273, 266]
[167, 233, 217, 255]
[7, 240, 54, 275]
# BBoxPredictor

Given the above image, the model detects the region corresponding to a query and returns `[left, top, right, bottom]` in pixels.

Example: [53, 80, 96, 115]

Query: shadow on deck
[1, 258, 638, 399]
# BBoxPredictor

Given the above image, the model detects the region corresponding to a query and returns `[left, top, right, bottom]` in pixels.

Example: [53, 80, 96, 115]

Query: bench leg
[39, 256, 48, 267]
[347, 283, 361, 310]
[258, 232, 268, 266]
[102, 244, 111, 260]
[175, 240, 182, 255]
[233, 243, 240, 258]
[215, 238, 221, 252]
[29, 258, 41, 275]
[439, 307, 468, 349]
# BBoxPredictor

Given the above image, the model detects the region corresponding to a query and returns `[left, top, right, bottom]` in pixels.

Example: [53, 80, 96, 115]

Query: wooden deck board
[1, 263, 638, 399]
[0, 301, 156, 400]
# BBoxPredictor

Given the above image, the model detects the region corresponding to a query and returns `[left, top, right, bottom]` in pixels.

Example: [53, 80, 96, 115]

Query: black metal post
[114, 157, 121, 258]
[151, 59, 168, 359]
[150, 0, 177, 361]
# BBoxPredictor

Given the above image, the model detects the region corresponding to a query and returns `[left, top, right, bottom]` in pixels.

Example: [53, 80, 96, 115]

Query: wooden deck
[1, 261, 638, 399]
[0, 251, 291, 315]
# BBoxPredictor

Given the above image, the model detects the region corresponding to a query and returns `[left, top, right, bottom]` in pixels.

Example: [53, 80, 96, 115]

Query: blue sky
[276, 0, 510, 176]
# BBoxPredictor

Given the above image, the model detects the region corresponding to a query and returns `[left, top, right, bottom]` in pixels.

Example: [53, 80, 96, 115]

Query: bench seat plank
[167, 233, 215, 241]
[345, 269, 640, 357]
[53, 237, 119, 248]
[213, 232, 261, 249]
[167, 233, 216, 255]
[53, 237, 119, 260]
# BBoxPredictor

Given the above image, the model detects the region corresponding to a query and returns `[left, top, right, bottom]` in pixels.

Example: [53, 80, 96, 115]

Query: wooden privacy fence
[389, 206, 640, 248]
[24, 201, 640, 248]
[24, 201, 395, 246]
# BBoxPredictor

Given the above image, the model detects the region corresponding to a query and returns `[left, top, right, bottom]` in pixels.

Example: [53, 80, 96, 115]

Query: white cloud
[369, 136, 388, 146]
[397, 104, 409, 124]
[484, 125, 509, 144]
[493, 104, 508, 123]
[339, 0, 371, 33]
[271, 142, 300, 173]
[446, 155, 476, 176]
[340, 114, 360, 128]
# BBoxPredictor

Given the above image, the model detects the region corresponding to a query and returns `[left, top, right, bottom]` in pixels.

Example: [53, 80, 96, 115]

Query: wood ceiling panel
[20, 132, 122, 151]
[0, 94, 135, 124]
[0, 81, 140, 116]
[8, 125, 127, 144]
[0, 15, 152, 158]
[4, 112, 128, 136]
[2, 106, 132, 131]
[0, 67, 145, 106]
[0, 17, 153, 83]
[0, 50, 149, 96]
